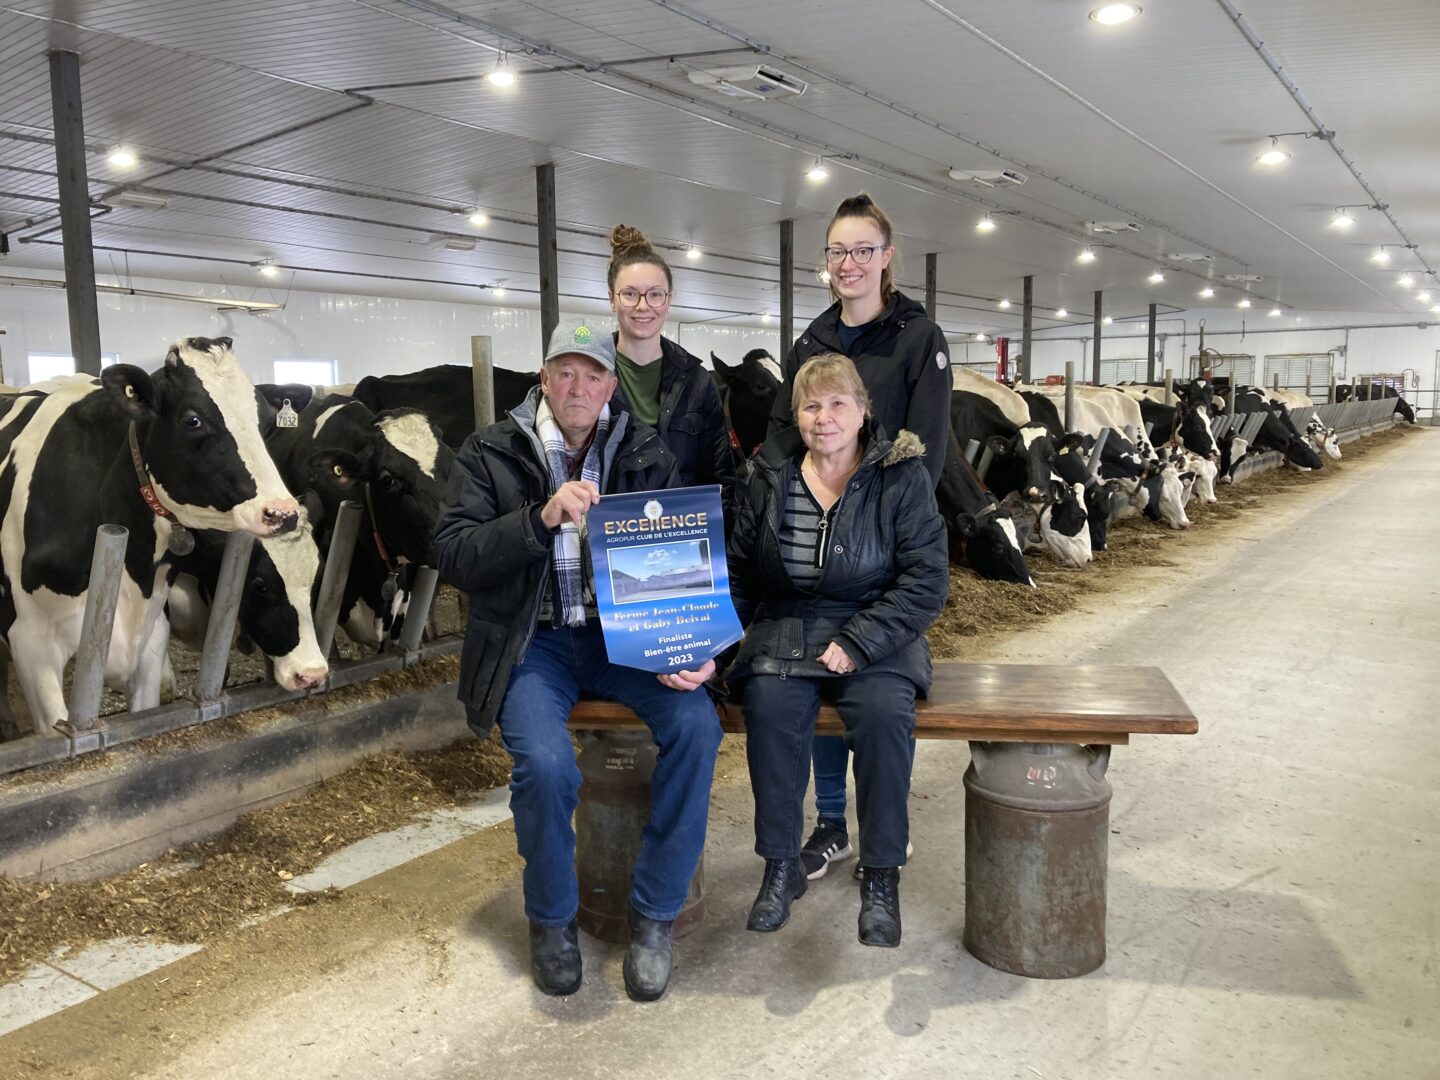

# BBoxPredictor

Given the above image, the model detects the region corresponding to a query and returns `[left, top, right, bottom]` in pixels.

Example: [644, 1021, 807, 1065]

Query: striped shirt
[779, 469, 840, 590]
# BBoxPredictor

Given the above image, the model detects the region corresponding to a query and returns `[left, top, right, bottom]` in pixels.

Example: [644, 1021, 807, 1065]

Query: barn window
[26, 352, 121, 382]
[274, 358, 338, 386]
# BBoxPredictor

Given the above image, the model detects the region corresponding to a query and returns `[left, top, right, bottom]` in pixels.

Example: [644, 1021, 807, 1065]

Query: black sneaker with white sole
[799, 819, 854, 880]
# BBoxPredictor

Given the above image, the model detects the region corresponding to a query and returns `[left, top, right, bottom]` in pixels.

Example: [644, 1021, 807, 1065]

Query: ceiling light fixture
[256, 260, 279, 279]
[805, 157, 830, 183]
[1199, 286, 1215, 299]
[1054, 308, 1068, 318]
[818, 269, 831, 284]
[1329, 207, 1356, 229]
[1077, 247, 1097, 264]
[1238, 298, 1252, 309]
[491, 285, 507, 298]
[100, 190, 168, 210]
[1418, 290, 1433, 304]
[1372, 247, 1392, 264]
[997, 298, 1011, 310]
[973, 332, 989, 341]
[1397, 273, 1415, 288]
[467, 209, 490, 228]
[106, 145, 139, 170]
[1090, 3, 1141, 24]
[685, 244, 702, 261]
[485, 52, 516, 88]
[1147, 270, 1165, 284]
[1255, 137, 1290, 166]
[976, 214, 997, 234]
[760, 313, 772, 325]
[1432, 304, 1440, 315]
[1102, 315, 1113, 325]
[1268, 307, 1282, 317]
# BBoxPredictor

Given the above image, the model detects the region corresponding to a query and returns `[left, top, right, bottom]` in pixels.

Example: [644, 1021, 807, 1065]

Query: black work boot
[746, 856, 808, 932]
[858, 867, 901, 948]
[623, 906, 675, 1003]
[529, 918, 582, 996]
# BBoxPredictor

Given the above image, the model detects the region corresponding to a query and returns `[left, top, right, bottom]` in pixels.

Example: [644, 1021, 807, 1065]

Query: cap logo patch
[573, 326, 593, 346]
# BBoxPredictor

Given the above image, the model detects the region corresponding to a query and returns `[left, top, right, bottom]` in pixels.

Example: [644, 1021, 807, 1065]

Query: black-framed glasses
[824, 244, 887, 266]
[615, 287, 671, 308]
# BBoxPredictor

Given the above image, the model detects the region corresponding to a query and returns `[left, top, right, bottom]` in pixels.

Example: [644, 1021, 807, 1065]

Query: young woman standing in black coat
[767, 194, 954, 882]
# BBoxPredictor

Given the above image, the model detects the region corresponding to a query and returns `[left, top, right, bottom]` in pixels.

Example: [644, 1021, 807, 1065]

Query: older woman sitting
[725, 353, 949, 947]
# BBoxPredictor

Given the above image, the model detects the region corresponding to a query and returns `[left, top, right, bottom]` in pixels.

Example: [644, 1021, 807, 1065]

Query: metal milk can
[962, 741, 1112, 978]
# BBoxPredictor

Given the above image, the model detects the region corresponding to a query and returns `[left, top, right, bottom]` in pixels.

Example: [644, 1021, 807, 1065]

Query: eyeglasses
[823, 244, 887, 266]
[615, 287, 671, 308]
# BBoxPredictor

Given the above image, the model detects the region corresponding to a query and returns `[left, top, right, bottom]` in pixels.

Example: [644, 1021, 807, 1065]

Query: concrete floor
[3, 431, 1436, 1080]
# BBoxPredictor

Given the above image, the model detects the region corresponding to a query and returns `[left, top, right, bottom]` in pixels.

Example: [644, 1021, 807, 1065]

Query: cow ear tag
[276, 398, 299, 429]
[167, 524, 195, 557]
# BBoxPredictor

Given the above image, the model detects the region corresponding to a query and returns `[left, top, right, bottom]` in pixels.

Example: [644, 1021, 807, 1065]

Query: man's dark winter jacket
[724, 424, 949, 692]
[613, 335, 735, 494]
[767, 290, 952, 489]
[434, 387, 677, 734]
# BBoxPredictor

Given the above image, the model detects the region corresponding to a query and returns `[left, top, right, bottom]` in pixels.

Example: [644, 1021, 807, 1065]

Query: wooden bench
[567, 662, 1198, 978]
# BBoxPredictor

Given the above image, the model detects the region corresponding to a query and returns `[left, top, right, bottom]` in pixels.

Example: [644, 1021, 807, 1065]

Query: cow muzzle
[278, 662, 329, 691]
[261, 501, 302, 536]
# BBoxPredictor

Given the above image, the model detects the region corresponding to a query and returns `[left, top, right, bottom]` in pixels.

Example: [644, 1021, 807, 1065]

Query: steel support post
[1146, 304, 1158, 383]
[1092, 290, 1103, 386]
[1064, 361, 1076, 430]
[535, 163, 559, 353]
[1163, 369, 1174, 406]
[976, 443, 997, 481]
[780, 219, 794, 352]
[925, 252, 938, 322]
[398, 567, 440, 653]
[964, 438, 980, 465]
[471, 335, 494, 432]
[47, 50, 102, 376]
[1087, 428, 1111, 477]
[193, 531, 256, 703]
[313, 501, 362, 658]
[65, 524, 128, 731]
[1020, 275, 1034, 382]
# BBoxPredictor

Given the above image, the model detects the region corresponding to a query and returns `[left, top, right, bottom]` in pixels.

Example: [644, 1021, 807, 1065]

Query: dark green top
[615, 349, 663, 427]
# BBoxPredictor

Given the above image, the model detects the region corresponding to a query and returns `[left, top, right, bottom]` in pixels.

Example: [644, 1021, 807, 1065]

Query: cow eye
[248, 576, 270, 596]
[381, 474, 402, 494]
[182, 414, 204, 431]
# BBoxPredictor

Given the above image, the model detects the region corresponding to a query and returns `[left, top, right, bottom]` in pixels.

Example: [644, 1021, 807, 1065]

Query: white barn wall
[0, 271, 786, 387]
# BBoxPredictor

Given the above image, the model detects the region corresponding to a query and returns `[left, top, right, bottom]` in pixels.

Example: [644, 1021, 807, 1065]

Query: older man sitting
[435, 318, 722, 1002]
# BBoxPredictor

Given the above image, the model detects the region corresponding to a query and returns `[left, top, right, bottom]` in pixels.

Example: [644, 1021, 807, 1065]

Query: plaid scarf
[534, 395, 610, 626]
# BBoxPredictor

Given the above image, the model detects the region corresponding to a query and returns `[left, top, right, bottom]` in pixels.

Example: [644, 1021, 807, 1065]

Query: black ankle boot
[529, 918, 582, 995]
[858, 867, 901, 948]
[623, 906, 675, 1003]
[746, 856, 807, 932]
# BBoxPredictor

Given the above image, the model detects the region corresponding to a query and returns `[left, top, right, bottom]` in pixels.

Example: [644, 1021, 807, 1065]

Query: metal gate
[1263, 353, 1335, 398]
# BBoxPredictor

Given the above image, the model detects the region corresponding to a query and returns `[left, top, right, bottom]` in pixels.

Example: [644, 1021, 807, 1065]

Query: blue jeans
[496, 623, 722, 926]
[741, 672, 915, 868]
[812, 735, 918, 823]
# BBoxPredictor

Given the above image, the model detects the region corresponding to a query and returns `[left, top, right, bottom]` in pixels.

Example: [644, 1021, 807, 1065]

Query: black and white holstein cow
[949, 370, 1092, 568]
[266, 395, 454, 648]
[0, 338, 303, 730]
[1335, 382, 1417, 424]
[1228, 387, 1326, 475]
[349, 364, 540, 449]
[934, 432, 1036, 586]
[1137, 395, 1219, 461]
[710, 349, 780, 464]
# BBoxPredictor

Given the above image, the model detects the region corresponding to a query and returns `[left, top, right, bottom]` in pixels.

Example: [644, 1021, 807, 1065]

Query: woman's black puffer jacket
[724, 423, 949, 692]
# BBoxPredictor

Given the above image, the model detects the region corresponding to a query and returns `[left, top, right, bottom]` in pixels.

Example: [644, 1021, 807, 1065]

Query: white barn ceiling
[1, 0, 1437, 338]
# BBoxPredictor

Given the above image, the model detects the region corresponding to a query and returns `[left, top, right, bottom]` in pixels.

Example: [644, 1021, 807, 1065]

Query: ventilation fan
[1166, 252, 1215, 263]
[947, 167, 1028, 187]
[1087, 221, 1143, 234]
[1223, 273, 1264, 282]
[430, 234, 477, 252]
[686, 65, 808, 100]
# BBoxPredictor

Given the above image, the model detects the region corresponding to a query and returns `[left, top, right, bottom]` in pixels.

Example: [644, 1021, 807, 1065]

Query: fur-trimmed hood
[882, 429, 925, 467]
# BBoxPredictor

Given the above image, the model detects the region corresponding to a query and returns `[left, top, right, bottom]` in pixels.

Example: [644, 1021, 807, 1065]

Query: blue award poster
[586, 484, 743, 673]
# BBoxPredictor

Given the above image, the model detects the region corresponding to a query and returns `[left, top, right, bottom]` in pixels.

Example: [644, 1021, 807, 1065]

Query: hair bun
[609, 223, 652, 258]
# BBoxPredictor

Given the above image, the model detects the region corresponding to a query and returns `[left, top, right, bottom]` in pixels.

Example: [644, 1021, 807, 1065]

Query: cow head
[1305, 417, 1342, 460]
[103, 337, 300, 538]
[1176, 402, 1218, 460]
[244, 504, 328, 691]
[309, 406, 455, 567]
[1141, 463, 1190, 529]
[1282, 434, 1324, 470]
[952, 505, 1035, 587]
[712, 349, 778, 458]
[991, 423, 1056, 501]
[1039, 480, 1092, 568]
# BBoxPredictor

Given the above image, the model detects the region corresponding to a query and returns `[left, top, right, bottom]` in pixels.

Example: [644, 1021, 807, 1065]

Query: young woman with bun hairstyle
[607, 224, 734, 494]
[766, 193, 953, 885]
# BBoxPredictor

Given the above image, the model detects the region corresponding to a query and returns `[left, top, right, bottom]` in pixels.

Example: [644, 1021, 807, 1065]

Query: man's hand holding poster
[586, 485, 742, 673]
